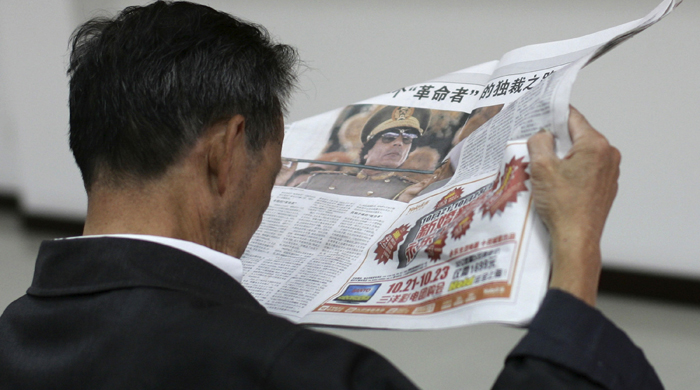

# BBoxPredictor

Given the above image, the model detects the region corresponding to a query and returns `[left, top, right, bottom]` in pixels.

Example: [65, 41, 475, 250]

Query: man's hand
[528, 107, 621, 306]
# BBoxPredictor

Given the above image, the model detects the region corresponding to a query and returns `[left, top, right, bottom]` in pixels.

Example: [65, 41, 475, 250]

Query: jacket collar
[28, 237, 266, 313]
[72, 234, 244, 282]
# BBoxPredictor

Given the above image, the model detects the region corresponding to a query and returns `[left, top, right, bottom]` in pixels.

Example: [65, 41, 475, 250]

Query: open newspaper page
[241, 0, 679, 330]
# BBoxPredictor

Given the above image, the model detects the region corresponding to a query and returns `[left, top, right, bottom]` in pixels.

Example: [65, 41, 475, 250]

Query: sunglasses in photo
[380, 131, 419, 145]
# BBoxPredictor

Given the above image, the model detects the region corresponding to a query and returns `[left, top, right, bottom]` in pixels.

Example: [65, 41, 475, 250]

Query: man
[0, 2, 662, 389]
[296, 105, 433, 199]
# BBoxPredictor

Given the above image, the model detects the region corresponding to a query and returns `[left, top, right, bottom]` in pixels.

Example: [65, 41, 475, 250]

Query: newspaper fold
[241, 0, 680, 330]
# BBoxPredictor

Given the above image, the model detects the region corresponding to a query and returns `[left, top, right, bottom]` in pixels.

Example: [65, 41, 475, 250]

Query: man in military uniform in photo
[296, 106, 432, 199]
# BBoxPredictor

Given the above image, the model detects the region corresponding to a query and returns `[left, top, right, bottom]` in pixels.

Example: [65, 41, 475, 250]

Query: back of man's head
[68, 1, 298, 191]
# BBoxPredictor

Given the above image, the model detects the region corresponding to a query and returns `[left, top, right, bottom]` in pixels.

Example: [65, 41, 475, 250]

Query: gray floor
[1, 207, 698, 389]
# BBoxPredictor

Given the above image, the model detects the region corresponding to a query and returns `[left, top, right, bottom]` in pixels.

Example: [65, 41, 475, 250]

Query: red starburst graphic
[481, 156, 530, 218]
[425, 231, 448, 262]
[374, 224, 410, 264]
[451, 208, 475, 239]
[435, 187, 464, 210]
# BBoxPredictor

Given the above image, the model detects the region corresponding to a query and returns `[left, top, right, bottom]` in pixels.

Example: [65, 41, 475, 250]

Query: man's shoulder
[0, 276, 308, 389]
[1, 237, 419, 390]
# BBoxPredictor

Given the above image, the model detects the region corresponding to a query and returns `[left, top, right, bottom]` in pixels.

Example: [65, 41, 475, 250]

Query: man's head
[359, 106, 429, 168]
[68, 1, 298, 190]
[69, 1, 299, 256]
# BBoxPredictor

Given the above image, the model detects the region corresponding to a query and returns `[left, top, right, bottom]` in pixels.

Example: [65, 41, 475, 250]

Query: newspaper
[241, 0, 680, 330]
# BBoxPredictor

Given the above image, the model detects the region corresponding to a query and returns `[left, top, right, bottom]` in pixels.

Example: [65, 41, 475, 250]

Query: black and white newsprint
[240, 0, 680, 330]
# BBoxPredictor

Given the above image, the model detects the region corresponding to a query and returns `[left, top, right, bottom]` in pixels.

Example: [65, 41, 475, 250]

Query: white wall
[0, 0, 86, 217]
[3, 0, 698, 277]
[0, 77, 19, 195]
[0, 5, 20, 195]
[571, 3, 700, 278]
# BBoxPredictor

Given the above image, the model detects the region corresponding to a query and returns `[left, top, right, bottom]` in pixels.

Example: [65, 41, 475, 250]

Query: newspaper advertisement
[241, 0, 679, 330]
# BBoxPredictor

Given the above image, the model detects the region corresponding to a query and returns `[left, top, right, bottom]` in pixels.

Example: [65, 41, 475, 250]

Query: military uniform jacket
[297, 171, 417, 200]
[0, 238, 663, 389]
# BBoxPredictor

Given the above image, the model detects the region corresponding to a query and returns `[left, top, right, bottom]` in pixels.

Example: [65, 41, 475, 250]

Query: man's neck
[82, 165, 220, 254]
[84, 184, 203, 242]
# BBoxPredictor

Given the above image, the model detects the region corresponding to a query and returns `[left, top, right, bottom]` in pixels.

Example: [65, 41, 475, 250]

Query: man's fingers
[568, 106, 611, 147]
[608, 145, 622, 165]
[567, 106, 592, 142]
[527, 129, 557, 163]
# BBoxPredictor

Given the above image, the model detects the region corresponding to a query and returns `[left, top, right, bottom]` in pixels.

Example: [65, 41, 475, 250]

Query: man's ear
[207, 115, 247, 196]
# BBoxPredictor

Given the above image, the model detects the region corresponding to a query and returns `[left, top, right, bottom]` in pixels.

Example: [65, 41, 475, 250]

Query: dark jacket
[0, 238, 662, 389]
